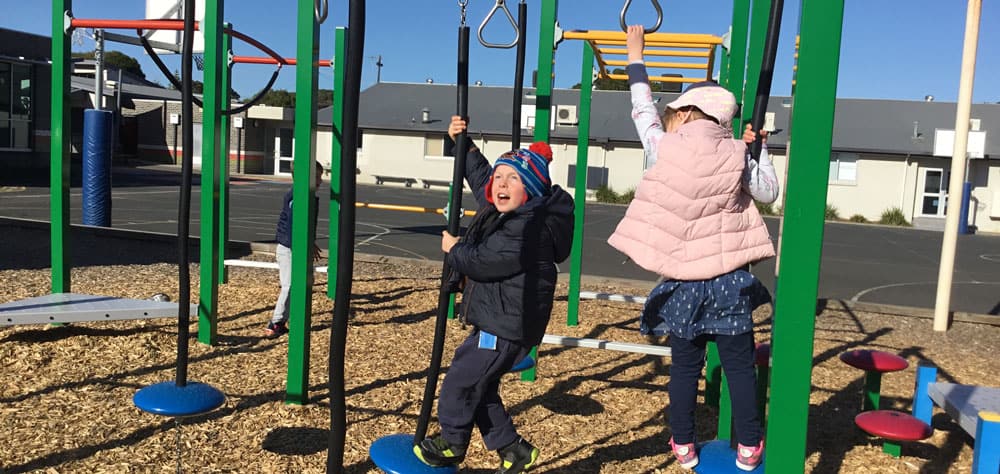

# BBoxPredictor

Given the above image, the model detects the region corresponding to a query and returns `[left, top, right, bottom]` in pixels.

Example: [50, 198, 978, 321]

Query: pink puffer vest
[608, 120, 774, 281]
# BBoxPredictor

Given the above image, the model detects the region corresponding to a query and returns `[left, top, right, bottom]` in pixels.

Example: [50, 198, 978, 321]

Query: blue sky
[5, 1, 999, 103]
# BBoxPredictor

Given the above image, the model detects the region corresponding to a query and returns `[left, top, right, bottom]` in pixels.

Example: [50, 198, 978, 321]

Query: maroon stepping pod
[855, 410, 933, 441]
[840, 350, 910, 414]
[840, 349, 909, 373]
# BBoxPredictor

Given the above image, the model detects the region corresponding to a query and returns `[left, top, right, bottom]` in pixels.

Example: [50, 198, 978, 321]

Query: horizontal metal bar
[604, 59, 708, 69]
[578, 291, 647, 304]
[232, 56, 332, 67]
[564, 30, 722, 45]
[102, 30, 182, 53]
[355, 202, 477, 217]
[70, 18, 199, 31]
[0, 293, 196, 326]
[594, 40, 716, 49]
[605, 73, 704, 83]
[223, 259, 329, 273]
[541, 334, 671, 357]
[598, 47, 710, 58]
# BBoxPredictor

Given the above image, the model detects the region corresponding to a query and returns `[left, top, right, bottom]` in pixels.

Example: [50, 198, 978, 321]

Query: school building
[3, 27, 999, 232]
[316, 82, 1000, 233]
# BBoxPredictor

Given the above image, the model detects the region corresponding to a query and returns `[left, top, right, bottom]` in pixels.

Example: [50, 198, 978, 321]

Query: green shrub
[825, 204, 840, 221]
[879, 207, 911, 226]
[595, 186, 636, 204]
[849, 214, 868, 223]
[595, 185, 618, 203]
[619, 187, 636, 204]
[755, 201, 776, 216]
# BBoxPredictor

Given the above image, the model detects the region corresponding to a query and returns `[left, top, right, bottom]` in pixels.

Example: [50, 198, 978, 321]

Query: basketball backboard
[145, 0, 205, 54]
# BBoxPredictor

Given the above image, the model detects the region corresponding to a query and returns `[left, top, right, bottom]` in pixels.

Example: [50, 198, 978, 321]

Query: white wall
[970, 160, 1000, 233]
[352, 130, 1000, 234]
[827, 155, 906, 221]
[354, 131, 648, 195]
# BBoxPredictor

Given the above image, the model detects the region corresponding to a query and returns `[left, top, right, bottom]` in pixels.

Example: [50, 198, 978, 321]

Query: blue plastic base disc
[692, 439, 764, 473]
[510, 355, 535, 373]
[134, 381, 225, 417]
[370, 434, 458, 474]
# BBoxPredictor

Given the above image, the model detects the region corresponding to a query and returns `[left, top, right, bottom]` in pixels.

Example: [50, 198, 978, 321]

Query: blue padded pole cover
[82, 109, 113, 227]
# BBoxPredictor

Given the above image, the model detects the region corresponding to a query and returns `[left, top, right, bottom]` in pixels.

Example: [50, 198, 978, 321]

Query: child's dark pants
[668, 331, 762, 446]
[438, 329, 531, 451]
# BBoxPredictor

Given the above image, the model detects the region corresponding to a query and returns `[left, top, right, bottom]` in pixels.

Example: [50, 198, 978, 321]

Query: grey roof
[321, 82, 1000, 158]
[0, 28, 50, 63]
[319, 82, 660, 143]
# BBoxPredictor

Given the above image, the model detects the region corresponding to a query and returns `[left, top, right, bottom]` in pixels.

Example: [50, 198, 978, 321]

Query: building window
[0, 62, 32, 150]
[829, 152, 857, 183]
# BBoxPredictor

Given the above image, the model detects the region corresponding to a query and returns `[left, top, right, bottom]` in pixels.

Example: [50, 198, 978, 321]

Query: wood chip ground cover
[1, 259, 997, 473]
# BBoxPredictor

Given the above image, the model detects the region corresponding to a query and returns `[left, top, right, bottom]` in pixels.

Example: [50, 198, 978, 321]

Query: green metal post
[764, 0, 845, 472]
[705, 0, 748, 414]
[287, 0, 320, 405]
[726, 0, 751, 137]
[217, 25, 233, 286]
[740, 0, 772, 131]
[198, 0, 224, 346]
[522, 0, 558, 383]
[50, 0, 72, 293]
[718, 44, 730, 90]
[756, 362, 770, 424]
[706, 0, 751, 415]
[705, 347, 722, 407]
[566, 42, 593, 328]
[531, 0, 558, 144]
[713, 347, 732, 441]
[328, 27, 347, 299]
[862, 372, 881, 411]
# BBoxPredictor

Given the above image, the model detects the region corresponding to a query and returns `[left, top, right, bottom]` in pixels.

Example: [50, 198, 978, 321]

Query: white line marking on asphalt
[850, 281, 1000, 303]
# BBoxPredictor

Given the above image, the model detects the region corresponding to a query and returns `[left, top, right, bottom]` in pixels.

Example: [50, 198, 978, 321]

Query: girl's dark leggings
[668, 331, 762, 446]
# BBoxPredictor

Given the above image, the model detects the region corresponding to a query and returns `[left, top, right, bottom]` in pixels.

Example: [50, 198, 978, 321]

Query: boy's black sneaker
[497, 437, 539, 474]
[413, 436, 466, 467]
[264, 321, 288, 338]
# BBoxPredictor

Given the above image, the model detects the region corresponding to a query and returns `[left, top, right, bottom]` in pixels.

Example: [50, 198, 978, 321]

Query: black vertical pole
[749, 0, 784, 161]
[415, 24, 470, 444]
[511, 1, 527, 150]
[327, 0, 365, 471]
[175, 0, 195, 387]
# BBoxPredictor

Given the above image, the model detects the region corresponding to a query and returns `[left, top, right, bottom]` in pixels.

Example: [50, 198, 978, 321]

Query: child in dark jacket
[413, 116, 574, 474]
[265, 161, 322, 338]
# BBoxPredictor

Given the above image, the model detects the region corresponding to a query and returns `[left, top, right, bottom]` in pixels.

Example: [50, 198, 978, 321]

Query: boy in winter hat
[414, 116, 574, 474]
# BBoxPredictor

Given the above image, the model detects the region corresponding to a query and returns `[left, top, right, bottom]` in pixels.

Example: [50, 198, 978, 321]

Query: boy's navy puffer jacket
[446, 146, 575, 347]
[275, 189, 319, 249]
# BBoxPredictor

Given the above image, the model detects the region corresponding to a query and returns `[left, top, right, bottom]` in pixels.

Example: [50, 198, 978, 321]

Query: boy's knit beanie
[486, 141, 554, 203]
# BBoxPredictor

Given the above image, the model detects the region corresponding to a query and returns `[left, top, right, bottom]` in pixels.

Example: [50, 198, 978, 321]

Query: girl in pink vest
[608, 25, 777, 471]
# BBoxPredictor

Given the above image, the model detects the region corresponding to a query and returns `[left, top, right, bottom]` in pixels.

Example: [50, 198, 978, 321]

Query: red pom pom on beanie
[529, 141, 553, 162]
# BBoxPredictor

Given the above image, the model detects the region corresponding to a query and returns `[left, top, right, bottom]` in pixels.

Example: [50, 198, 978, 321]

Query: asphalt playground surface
[2, 163, 999, 317]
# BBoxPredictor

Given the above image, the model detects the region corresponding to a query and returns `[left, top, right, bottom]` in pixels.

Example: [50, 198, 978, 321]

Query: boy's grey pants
[271, 243, 292, 324]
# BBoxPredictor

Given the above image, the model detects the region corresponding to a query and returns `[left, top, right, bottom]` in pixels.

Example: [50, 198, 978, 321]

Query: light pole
[368, 54, 383, 83]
